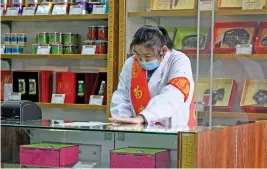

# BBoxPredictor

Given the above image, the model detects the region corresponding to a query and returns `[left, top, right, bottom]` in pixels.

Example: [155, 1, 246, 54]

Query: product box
[91, 72, 107, 105]
[255, 22, 267, 54]
[20, 143, 79, 167]
[196, 78, 237, 112]
[56, 72, 76, 104]
[213, 22, 258, 54]
[240, 79, 267, 113]
[12, 71, 53, 102]
[75, 73, 97, 104]
[174, 27, 210, 54]
[110, 147, 170, 168]
[1, 70, 12, 101]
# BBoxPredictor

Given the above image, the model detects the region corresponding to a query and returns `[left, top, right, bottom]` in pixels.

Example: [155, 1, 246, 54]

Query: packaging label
[0, 7, 4, 16]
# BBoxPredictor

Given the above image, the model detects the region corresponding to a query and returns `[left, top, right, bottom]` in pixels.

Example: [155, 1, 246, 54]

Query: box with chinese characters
[255, 22, 267, 54]
[110, 147, 170, 168]
[196, 78, 237, 112]
[20, 143, 79, 167]
[240, 79, 267, 113]
[213, 22, 257, 54]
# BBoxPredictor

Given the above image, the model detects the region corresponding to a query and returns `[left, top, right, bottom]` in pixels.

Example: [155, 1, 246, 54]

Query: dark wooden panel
[196, 127, 236, 168]
[237, 121, 267, 168]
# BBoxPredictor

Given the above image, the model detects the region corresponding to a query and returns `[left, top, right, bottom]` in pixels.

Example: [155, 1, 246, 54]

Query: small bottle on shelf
[98, 80, 106, 96]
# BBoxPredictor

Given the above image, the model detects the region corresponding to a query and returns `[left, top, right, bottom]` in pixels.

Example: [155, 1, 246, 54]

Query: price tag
[1, 45, 5, 54]
[92, 5, 106, 14]
[236, 44, 253, 55]
[82, 45, 96, 55]
[199, 0, 212, 11]
[51, 94, 65, 104]
[36, 5, 50, 15]
[37, 45, 51, 54]
[242, 0, 263, 10]
[22, 7, 36, 15]
[52, 5, 67, 15]
[0, 7, 4, 16]
[69, 5, 82, 14]
[195, 102, 205, 112]
[8, 92, 21, 101]
[4, 84, 13, 101]
[89, 95, 103, 105]
[6, 7, 19, 16]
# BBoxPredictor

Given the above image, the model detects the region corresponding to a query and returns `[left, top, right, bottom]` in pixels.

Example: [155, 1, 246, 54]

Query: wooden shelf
[37, 103, 106, 110]
[199, 112, 267, 119]
[1, 54, 107, 60]
[1, 14, 108, 21]
[128, 9, 267, 17]
[188, 54, 267, 60]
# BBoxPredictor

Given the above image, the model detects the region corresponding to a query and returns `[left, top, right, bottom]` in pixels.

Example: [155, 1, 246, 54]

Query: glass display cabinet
[118, 0, 267, 127]
[1, 0, 267, 168]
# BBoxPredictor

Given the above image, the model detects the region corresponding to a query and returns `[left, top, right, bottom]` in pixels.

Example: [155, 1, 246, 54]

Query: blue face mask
[139, 59, 160, 71]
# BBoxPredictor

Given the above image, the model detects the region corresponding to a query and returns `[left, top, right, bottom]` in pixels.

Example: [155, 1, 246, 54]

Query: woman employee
[109, 25, 196, 127]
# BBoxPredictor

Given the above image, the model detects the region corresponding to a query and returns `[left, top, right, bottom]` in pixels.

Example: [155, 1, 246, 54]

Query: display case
[118, 0, 267, 127]
[1, 120, 266, 168]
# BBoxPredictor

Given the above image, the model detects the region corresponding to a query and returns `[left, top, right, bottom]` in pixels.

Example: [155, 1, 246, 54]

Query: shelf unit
[128, 9, 267, 17]
[198, 112, 267, 120]
[119, 0, 267, 124]
[1, 14, 108, 21]
[1, 0, 119, 120]
[37, 103, 106, 110]
[1, 54, 107, 60]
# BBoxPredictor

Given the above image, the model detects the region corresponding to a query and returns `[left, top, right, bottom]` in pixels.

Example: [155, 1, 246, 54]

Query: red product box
[254, 22, 267, 54]
[91, 72, 107, 105]
[197, 78, 237, 112]
[213, 22, 258, 54]
[1, 70, 12, 101]
[20, 143, 79, 167]
[240, 79, 267, 113]
[56, 72, 76, 104]
[110, 148, 170, 168]
[39, 71, 53, 103]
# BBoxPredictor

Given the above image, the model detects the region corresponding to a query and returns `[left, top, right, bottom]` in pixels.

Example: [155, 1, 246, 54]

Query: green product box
[174, 27, 209, 50]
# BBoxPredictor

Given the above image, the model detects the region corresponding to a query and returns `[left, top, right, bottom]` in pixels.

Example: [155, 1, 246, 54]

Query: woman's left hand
[109, 116, 144, 124]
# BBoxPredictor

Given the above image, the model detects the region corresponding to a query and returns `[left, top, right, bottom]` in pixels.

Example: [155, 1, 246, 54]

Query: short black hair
[130, 25, 174, 54]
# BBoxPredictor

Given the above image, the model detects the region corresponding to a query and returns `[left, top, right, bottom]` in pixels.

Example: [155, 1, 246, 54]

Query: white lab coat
[110, 49, 194, 127]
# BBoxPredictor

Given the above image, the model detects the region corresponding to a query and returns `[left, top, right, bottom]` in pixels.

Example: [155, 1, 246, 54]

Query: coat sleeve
[110, 59, 133, 118]
[140, 54, 194, 123]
